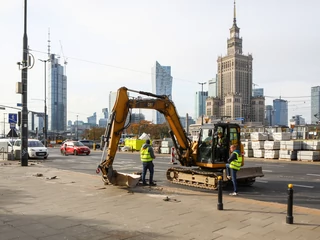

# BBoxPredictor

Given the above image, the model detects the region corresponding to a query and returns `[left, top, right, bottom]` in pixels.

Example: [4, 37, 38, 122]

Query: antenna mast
[47, 28, 51, 58]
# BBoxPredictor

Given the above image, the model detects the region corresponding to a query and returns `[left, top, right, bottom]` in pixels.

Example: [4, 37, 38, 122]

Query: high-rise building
[99, 108, 109, 127]
[252, 88, 264, 97]
[195, 91, 208, 120]
[311, 86, 320, 124]
[151, 61, 173, 124]
[131, 113, 145, 123]
[206, 97, 220, 119]
[216, 1, 254, 121]
[290, 115, 305, 126]
[102, 108, 108, 119]
[87, 112, 97, 125]
[265, 105, 274, 126]
[208, 77, 218, 97]
[273, 99, 288, 126]
[109, 91, 117, 113]
[48, 54, 67, 132]
[28, 112, 44, 133]
[251, 96, 265, 124]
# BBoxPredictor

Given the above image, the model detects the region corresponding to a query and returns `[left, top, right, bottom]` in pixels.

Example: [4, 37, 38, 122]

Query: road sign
[17, 103, 22, 107]
[7, 129, 18, 138]
[8, 113, 18, 123]
[10, 123, 16, 129]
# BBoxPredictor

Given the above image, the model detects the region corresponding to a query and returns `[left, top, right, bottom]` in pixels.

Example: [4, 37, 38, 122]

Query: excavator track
[166, 167, 224, 190]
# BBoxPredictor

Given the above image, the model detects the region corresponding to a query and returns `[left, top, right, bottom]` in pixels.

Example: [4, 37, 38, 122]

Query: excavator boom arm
[98, 87, 193, 184]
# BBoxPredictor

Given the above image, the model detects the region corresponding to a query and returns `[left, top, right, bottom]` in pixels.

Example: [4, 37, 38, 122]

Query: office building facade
[195, 91, 208, 120]
[311, 86, 320, 124]
[208, 77, 218, 97]
[87, 112, 97, 126]
[265, 105, 274, 126]
[273, 99, 288, 126]
[48, 54, 67, 132]
[252, 88, 264, 97]
[151, 61, 173, 124]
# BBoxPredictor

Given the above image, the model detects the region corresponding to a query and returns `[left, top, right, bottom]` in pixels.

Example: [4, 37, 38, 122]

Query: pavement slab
[1, 162, 320, 240]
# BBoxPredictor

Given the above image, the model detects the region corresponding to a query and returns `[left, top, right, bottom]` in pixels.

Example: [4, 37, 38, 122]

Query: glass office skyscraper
[311, 86, 320, 124]
[273, 99, 288, 126]
[48, 54, 67, 132]
[151, 61, 173, 124]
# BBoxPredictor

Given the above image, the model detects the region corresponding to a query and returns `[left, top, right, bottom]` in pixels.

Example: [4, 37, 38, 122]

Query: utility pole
[21, 0, 28, 166]
[198, 82, 207, 125]
[39, 59, 49, 147]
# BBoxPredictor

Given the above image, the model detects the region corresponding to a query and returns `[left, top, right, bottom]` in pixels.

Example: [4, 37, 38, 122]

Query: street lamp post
[198, 82, 207, 125]
[21, 0, 29, 166]
[39, 59, 49, 147]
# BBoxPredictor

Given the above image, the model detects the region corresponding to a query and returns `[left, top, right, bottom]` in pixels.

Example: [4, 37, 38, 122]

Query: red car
[60, 141, 91, 156]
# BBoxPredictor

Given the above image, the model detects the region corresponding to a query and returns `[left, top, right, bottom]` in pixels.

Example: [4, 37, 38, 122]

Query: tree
[83, 127, 105, 140]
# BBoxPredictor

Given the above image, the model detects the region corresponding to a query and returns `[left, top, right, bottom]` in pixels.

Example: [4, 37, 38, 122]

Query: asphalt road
[41, 148, 320, 210]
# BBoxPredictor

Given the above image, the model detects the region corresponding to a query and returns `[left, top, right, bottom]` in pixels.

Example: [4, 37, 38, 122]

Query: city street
[39, 148, 320, 210]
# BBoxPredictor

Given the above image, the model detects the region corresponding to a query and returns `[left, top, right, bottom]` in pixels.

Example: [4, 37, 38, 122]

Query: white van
[0, 139, 14, 153]
[13, 139, 48, 159]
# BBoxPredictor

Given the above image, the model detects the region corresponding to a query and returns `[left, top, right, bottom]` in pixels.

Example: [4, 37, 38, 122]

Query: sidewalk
[0, 161, 319, 240]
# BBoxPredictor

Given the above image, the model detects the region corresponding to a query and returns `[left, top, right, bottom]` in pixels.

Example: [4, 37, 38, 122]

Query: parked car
[60, 141, 90, 156]
[13, 139, 49, 159]
[79, 140, 100, 149]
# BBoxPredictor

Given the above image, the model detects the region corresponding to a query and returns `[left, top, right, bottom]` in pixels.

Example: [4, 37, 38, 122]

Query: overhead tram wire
[29, 49, 196, 84]
[265, 95, 311, 99]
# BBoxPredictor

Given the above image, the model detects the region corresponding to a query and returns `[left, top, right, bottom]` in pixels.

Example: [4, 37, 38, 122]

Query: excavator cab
[197, 123, 242, 165]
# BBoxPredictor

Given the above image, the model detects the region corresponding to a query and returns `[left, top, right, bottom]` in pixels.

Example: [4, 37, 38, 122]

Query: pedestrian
[225, 144, 243, 196]
[140, 139, 156, 186]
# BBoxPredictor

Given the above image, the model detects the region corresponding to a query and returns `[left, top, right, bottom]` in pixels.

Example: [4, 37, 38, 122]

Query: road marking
[293, 184, 314, 189]
[256, 180, 269, 183]
[255, 163, 284, 167]
[307, 174, 320, 177]
[262, 170, 273, 172]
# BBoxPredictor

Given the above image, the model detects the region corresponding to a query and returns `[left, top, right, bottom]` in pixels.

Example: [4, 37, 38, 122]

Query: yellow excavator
[96, 87, 264, 189]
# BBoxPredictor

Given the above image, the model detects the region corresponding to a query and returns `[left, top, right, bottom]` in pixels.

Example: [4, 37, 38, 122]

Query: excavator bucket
[110, 171, 141, 188]
[236, 166, 264, 180]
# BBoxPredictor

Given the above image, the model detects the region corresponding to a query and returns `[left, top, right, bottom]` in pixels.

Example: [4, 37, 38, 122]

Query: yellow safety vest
[230, 152, 242, 171]
[140, 147, 153, 162]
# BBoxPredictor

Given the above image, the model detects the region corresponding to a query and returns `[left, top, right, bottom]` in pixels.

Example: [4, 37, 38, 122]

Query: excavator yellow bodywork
[97, 87, 264, 189]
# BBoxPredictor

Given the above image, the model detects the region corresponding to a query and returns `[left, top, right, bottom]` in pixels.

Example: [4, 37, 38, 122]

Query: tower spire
[233, 0, 237, 24]
[47, 28, 51, 58]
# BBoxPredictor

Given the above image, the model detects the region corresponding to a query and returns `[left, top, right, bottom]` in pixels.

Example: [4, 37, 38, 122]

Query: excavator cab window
[198, 128, 214, 163]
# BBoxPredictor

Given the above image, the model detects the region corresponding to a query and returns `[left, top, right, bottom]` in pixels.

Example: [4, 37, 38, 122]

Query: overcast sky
[1, 0, 319, 129]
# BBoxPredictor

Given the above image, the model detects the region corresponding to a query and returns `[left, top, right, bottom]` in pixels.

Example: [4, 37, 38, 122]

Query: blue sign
[17, 103, 22, 107]
[8, 113, 17, 123]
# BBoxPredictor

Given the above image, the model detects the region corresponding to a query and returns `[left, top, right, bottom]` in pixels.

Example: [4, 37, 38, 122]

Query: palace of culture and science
[206, 1, 265, 124]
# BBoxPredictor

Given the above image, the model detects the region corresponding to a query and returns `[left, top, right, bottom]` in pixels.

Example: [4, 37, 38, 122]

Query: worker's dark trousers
[142, 161, 154, 184]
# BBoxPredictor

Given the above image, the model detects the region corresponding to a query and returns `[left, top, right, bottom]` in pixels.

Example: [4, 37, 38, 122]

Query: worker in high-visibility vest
[226, 144, 243, 196]
[140, 139, 156, 186]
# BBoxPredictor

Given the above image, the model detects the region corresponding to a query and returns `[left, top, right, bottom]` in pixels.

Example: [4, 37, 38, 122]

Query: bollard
[217, 176, 223, 210]
[286, 184, 294, 224]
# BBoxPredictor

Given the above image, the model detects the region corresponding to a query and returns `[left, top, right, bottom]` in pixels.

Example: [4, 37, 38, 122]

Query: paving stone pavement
[0, 161, 320, 240]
